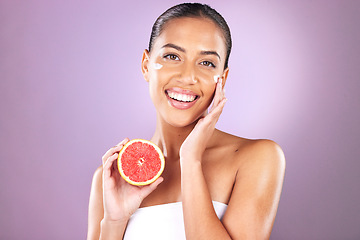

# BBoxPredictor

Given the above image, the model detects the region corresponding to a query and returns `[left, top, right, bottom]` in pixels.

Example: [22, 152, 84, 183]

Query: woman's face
[142, 17, 229, 127]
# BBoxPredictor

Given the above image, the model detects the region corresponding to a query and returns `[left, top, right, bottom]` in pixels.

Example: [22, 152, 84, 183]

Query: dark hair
[149, 3, 232, 69]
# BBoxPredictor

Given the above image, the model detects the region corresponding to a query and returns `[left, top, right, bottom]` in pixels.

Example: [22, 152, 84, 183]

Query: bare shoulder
[87, 166, 104, 239]
[89, 165, 104, 211]
[218, 132, 286, 238]
[212, 129, 285, 176]
[239, 138, 286, 175]
[89, 165, 104, 206]
[92, 165, 103, 184]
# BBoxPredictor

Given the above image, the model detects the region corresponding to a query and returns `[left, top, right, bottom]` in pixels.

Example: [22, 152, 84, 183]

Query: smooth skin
[88, 17, 285, 240]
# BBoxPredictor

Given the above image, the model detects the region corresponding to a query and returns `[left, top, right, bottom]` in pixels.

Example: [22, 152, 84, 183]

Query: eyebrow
[162, 43, 221, 60]
[162, 43, 185, 52]
[200, 50, 221, 60]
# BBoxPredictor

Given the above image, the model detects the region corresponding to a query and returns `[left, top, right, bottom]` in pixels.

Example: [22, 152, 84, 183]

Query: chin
[164, 112, 204, 128]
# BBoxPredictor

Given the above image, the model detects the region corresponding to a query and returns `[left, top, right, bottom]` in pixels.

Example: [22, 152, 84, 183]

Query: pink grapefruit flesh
[117, 139, 165, 186]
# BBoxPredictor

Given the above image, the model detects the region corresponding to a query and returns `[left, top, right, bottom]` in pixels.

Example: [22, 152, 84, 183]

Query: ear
[220, 67, 229, 88]
[141, 49, 150, 82]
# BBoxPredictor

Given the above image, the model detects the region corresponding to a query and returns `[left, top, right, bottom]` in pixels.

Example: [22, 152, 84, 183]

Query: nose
[179, 62, 197, 84]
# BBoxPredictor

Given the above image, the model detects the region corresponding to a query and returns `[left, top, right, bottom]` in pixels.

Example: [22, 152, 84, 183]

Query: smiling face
[142, 17, 229, 127]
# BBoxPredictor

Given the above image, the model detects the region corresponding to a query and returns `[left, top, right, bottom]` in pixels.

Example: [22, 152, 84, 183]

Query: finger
[213, 81, 223, 106]
[111, 158, 121, 180]
[102, 147, 120, 165]
[207, 97, 227, 123]
[218, 78, 226, 101]
[103, 152, 119, 178]
[210, 80, 225, 113]
[116, 138, 130, 147]
[139, 177, 164, 200]
[102, 138, 129, 165]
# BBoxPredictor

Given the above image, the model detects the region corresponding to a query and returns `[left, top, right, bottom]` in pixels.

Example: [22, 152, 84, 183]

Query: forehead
[152, 17, 226, 57]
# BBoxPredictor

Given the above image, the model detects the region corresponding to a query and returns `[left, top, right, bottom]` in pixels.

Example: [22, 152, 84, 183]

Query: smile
[165, 88, 199, 110]
[167, 91, 197, 102]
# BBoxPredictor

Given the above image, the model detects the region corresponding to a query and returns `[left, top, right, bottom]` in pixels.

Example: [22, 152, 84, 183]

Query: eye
[200, 61, 216, 68]
[164, 54, 180, 61]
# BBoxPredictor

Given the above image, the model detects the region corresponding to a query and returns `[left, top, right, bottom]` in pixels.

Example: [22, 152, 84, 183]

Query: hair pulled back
[149, 3, 232, 69]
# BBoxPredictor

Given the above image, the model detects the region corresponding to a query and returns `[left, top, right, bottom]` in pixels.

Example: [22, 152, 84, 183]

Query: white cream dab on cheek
[213, 75, 220, 83]
[153, 63, 163, 70]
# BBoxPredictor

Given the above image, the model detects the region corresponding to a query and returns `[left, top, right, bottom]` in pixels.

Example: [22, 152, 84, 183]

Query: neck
[151, 114, 198, 160]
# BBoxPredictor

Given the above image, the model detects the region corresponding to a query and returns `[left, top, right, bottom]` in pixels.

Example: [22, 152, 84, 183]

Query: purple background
[1, 0, 359, 239]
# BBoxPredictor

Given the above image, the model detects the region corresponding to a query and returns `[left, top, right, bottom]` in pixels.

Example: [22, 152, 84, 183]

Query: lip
[165, 87, 199, 110]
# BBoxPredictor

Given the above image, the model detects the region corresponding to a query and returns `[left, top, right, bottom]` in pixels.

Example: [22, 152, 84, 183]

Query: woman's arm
[180, 80, 285, 239]
[87, 166, 129, 240]
[87, 166, 105, 239]
[180, 80, 231, 239]
[223, 140, 285, 239]
[87, 139, 131, 240]
[181, 159, 232, 239]
[181, 139, 285, 240]
[87, 139, 163, 240]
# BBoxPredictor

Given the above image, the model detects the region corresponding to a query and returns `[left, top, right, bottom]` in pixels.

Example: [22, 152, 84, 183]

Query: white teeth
[167, 91, 196, 102]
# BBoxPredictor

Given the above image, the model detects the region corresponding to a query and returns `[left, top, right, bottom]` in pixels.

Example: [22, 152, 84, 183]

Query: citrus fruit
[117, 139, 165, 186]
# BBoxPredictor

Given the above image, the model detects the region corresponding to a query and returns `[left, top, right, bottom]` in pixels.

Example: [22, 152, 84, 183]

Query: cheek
[153, 63, 163, 70]
[201, 83, 217, 106]
[198, 73, 218, 97]
[201, 75, 218, 86]
[208, 86, 217, 99]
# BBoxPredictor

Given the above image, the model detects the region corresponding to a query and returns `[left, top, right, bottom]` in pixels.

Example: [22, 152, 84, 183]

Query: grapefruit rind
[117, 139, 165, 186]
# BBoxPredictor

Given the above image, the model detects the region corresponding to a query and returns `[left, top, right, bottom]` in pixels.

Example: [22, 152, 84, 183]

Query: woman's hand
[180, 79, 227, 161]
[101, 138, 163, 222]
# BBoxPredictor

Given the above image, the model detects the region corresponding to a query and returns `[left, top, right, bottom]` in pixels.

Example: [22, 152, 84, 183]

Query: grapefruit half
[117, 139, 165, 186]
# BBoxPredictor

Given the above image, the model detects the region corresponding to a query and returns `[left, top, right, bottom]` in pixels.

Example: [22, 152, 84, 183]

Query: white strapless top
[123, 201, 228, 240]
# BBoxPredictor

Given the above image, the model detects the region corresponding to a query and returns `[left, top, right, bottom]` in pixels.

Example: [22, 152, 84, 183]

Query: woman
[88, 3, 285, 239]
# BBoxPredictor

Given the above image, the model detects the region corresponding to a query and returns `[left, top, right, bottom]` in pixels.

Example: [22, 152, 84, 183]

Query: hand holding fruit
[101, 138, 163, 222]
